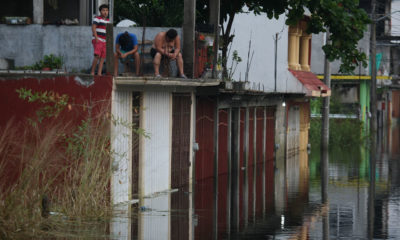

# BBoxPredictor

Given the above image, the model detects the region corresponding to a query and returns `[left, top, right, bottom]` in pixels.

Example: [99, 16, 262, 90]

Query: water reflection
[107, 125, 400, 239]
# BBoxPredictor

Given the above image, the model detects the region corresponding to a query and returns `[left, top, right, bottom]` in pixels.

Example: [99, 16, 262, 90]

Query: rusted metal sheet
[218, 109, 229, 238]
[392, 90, 400, 119]
[171, 93, 192, 189]
[265, 107, 275, 213]
[239, 108, 246, 230]
[255, 107, 264, 217]
[141, 91, 171, 196]
[248, 107, 255, 222]
[0, 75, 112, 127]
[287, 103, 300, 157]
[171, 93, 191, 240]
[194, 96, 216, 240]
[132, 92, 141, 198]
[195, 96, 216, 181]
[299, 102, 310, 151]
[0, 75, 113, 189]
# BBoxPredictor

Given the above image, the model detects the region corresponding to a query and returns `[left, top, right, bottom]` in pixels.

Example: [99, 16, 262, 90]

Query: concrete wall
[0, 25, 181, 72]
[392, 0, 400, 36]
[310, 30, 371, 75]
[227, 8, 306, 93]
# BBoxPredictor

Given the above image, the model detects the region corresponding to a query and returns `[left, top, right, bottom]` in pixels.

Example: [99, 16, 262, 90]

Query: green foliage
[309, 118, 365, 149]
[310, 98, 322, 114]
[227, 50, 242, 81]
[16, 88, 70, 124]
[114, 0, 184, 27]
[114, 1, 369, 73]
[40, 54, 63, 69]
[14, 54, 64, 70]
[194, 0, 370, 74]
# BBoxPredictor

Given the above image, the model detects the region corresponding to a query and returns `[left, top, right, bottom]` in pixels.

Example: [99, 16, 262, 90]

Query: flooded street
[117, 124, 400, 240]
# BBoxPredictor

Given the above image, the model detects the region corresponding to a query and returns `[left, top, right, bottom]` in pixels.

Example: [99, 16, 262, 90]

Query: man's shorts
[119, 50, 135, 64]
[150, 48, 175, 59]
[92, 39, 106, 59]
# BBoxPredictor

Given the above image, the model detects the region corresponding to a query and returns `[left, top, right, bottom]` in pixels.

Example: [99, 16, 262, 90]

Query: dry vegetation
[0, 93, 113, 239]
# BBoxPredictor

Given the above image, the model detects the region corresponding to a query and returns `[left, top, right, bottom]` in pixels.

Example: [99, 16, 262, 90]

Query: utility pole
[210, 0, 220, 79]
[183, 0, 196, 78]
[370, 0, 378, 139]
[321, 30, 331, 151]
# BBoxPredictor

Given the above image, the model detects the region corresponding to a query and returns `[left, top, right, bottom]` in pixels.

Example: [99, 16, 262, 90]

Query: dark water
[108, 125, 400, 239]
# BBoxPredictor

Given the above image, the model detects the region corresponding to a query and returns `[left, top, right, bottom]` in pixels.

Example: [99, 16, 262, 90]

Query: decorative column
[288, 25, 301, 70]
[300, 22, 311, 71]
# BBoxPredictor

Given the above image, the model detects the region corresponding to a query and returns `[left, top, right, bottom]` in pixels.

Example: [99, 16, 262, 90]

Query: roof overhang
[114, 76, 221, 92]
[289, 69, 331, 97]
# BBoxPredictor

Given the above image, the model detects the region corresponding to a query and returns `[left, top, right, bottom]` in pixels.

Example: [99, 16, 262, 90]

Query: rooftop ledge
[114, 76, 221, 88]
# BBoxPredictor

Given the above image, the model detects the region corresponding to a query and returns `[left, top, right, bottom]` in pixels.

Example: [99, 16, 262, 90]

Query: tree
[210, 0, 370, 75]
[115, 0, 370, 74]
[114, 0, 184, 27]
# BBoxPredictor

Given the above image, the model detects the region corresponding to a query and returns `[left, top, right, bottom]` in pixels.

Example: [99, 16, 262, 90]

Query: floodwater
[72, 124, 400, 239]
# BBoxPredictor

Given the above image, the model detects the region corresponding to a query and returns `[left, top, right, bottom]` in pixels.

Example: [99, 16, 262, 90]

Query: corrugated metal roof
[289, 69, 331, 97]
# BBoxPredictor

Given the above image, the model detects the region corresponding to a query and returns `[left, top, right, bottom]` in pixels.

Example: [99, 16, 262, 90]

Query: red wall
[248, 107, 254, 222]
[239, 108, 245, 230]
[218, 109, 229, 238]
[255, 108, 264, 217]
[0, 74, 113, 188]
[265, 107, 275, 213]
[194, 96, 216, 239]
[0, 75, 112, 127]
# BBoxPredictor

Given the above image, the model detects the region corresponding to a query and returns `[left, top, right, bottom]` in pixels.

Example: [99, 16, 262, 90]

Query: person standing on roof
[90, 4, 109, 76]
[151, 29, 187, 78]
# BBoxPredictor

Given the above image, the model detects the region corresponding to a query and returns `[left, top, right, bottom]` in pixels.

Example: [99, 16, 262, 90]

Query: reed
[0, 104, 113, 238]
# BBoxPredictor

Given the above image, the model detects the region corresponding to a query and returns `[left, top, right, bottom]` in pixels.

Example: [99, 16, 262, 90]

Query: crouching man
[151, 29, 187, 78]
[114, 31, 140, 76]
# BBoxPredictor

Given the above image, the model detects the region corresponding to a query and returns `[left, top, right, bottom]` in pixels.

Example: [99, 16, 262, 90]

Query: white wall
[392, 0, 400, 36]
[141, 91, 172, 197]
[111, 90, 132, 205]
[227, 9, 305, 93]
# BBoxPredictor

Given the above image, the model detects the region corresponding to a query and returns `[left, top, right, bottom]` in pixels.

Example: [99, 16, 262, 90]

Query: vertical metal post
[274, 33, 278, 92]
[213, 103, 219, 240]
[183, 0, 196, 78]
[243, 107, 249, 228]
[321, 149, 330, 240]
[210, 0, 220, 79]
[321, 30, 331, 151]
[262, 107, 267, 215]
[369, 0, 377, 227]
[231, 107, 240, 232]
[252, 108, 257, 222]
[226, 108, 232, 236]
[368, 141, 376, 239]
[370, 0, 378, 141]
[106, 23, 114, 75]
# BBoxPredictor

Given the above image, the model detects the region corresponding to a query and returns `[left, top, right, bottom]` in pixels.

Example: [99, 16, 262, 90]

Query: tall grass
[309, 117, 366, 149]
[0, 103, 112, 238]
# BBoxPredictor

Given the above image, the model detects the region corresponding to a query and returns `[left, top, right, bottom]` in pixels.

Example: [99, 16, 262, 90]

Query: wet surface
[158, 125, 400, 239]
[52, 125, 400, 239]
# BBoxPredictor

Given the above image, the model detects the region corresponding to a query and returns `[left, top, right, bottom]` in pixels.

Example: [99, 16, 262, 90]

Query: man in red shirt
[90, 4, 110, 76]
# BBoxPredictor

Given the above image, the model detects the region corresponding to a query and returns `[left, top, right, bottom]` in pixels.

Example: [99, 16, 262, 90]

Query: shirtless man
[151, 29, 187, 78]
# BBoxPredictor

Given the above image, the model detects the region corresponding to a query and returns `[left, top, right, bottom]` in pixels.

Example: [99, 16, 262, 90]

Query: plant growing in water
[0, 88, 146, 238]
